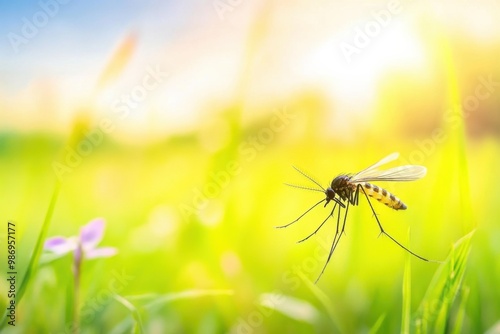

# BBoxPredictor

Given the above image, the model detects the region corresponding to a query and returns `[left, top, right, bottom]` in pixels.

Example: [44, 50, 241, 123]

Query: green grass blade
[402, 246, 412, 334]
[296, 270, 345, 334]
[451, 286, 470, 334]
[109, 290, 233, 333]
[0, 181, 61, 329]
[369, 314, 386, 334]
[259, 293, 320, 324]
[485, 320, 500, 334]
[144, 289, 234, 311]
[438, 34, 474, 234]
[114, 295, 144, 334]
[414, 230, 475, 333]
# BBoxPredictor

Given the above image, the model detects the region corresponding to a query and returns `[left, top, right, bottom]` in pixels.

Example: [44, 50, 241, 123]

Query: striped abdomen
[360, 182, 407, 210]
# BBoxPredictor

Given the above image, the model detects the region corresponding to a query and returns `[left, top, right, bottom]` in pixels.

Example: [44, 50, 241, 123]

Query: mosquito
[277, 152, 432, 283]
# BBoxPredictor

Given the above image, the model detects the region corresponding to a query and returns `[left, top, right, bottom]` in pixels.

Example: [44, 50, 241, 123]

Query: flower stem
[72, 243, 83, 334]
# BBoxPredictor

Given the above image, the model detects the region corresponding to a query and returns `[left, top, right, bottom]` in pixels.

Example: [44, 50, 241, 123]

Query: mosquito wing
[351, 165, 427, 182]
[351, 152, 399, 179]
[351, 152, 426, 182]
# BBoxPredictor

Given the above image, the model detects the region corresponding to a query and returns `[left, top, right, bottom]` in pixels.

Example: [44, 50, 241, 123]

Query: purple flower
[44, 218, 117, 259]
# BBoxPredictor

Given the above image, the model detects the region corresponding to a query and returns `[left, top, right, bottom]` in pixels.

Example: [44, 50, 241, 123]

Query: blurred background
[0, 0, 499, 333]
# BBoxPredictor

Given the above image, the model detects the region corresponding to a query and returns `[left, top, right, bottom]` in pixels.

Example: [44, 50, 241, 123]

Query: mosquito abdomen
[361, 182, 407, 210]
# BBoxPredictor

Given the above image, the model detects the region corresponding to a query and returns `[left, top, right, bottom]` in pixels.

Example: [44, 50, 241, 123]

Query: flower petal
[80, 218, 106, 249]
[44, 236, 77, 255]
[85, 247, 118, 259]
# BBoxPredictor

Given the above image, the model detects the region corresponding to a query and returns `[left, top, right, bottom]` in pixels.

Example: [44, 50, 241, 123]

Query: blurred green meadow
[1, 1, 500, 333]
[1, 106, 499, 333]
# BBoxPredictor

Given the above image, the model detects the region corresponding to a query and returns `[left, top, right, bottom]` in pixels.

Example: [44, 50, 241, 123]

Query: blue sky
[0, 0, 192, 92]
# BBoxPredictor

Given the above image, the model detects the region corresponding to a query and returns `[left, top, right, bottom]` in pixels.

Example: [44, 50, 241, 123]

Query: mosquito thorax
[331, 175, 350, 190]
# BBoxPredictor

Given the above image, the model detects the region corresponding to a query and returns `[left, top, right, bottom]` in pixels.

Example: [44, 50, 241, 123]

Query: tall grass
[401, 240, 412, 334]
[397, 28, 477, 334]
[0, 182, 60, 330]
[413, 231, 474, 333]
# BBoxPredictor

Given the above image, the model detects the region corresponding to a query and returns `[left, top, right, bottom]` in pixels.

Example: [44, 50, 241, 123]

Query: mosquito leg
[276, 199, 326, 228]
[354, 185, 360, 206]
[339, 197, 350, 236]
[358, 186, 429, 262]
[297, 203, 338, 243]
[315, 201, 349, 284]
[326, 197, 345, 208]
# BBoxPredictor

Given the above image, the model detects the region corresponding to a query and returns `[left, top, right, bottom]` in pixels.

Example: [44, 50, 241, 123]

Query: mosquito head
[324, 187, 346, 208]
[324, 187, 345, 208]
[325, 187, 336, 202]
